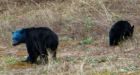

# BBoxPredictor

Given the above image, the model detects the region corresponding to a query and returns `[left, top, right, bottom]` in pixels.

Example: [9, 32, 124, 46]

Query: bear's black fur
[109, 20, 134, 46]
[12, 27, 59, 64]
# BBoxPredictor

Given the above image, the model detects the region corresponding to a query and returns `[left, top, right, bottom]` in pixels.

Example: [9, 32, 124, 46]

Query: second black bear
[109, 20, 134, 46]
[12, 27, 59, 64]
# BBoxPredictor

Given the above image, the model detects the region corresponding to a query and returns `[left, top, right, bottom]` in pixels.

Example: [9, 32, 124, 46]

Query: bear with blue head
[12, 27, 59, 64]
[109, 20, 134, 46]
[12, 29, 26, 46]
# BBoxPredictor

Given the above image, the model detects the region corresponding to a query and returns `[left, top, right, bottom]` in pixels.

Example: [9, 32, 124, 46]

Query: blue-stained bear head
[12, 29, 26, 46]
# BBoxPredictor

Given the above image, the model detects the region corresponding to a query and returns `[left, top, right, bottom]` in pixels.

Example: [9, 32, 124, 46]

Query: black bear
[12, 27, 59, 64]
[109, 20, 134, 46]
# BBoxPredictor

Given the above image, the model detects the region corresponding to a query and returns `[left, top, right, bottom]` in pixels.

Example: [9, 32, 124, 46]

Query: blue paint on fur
[12, 29, 25, 45]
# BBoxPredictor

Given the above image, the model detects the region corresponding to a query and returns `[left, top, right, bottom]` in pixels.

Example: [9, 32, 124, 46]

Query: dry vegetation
[0, 0, 140, 75]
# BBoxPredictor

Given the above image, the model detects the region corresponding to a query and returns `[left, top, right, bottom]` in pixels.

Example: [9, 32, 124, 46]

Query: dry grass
[0, 0, 140, 75]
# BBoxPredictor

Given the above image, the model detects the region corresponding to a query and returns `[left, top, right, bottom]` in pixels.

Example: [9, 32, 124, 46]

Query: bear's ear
[20, 29, 26, 37]
[20, 29, 25, 33]
[131, 25, 134, 29]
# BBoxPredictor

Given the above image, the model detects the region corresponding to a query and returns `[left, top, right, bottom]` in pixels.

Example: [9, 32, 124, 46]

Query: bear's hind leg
[114, 40, 119, 45]
[40, 54, 48, 64]
[39, 48, 48, 64]
[51, 49, 57, 60]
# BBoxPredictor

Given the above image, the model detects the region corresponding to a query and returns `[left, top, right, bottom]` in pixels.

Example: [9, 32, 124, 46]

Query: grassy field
[0, 0, 140, 75]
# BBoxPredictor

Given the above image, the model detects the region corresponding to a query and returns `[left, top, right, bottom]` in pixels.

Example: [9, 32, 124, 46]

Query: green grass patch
[80, 37, 93, 45]
[2, 56, 17, 65]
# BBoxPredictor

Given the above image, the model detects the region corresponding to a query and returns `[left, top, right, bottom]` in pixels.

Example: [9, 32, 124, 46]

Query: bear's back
[23, 27, 58, 42]
[24, 27, 54, 35]
[111, 20, 131, 31]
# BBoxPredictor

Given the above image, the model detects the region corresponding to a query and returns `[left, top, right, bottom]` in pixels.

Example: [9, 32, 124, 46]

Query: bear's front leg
[25, 43, 39, 64]
[23, 54, 38, 64]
